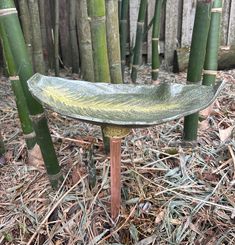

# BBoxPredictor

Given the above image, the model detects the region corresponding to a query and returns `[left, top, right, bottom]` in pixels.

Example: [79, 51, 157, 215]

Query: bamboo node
[152, 38, 159, 41]
[48, 171, 63, 181]
[90, 16, 106, 22]
[203, 69, 217, 76]
[9, 76, 19, 81]
[137, 21, 145, 26]
[132, 65, 139, 69]
[24, 132, 36, 139]
[120, 20, 127, 23]
[0, 8, 17, 16]
[211, 8, 222, 13]
[187, 81, 201, 85]
[30, 113, 45, 122]
[220, 46, 230, 50]
[152, 68, 159, 73]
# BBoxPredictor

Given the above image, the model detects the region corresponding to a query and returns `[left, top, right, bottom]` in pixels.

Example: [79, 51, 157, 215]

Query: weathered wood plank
[129, 0, 140, 46]
[160, 1, 166, 43]
[147, 0, 155, 63]
[174, 45, 235, 72]
[45, 0, 54, 68]
[220, 0, 230, 46]
[59, 0, 72, 68]
[228, 0, 235, 45]
[165, 0, 180, 66]
[181, 0, 196, 47]
[38, 0, 49, 68]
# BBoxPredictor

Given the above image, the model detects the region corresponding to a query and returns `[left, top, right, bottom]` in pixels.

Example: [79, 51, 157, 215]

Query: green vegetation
[183, 0, 213, 142]
[0, 0, 61, 188]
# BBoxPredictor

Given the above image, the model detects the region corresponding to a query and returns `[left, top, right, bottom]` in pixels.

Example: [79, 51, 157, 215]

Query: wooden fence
[130, 0, 235, 66]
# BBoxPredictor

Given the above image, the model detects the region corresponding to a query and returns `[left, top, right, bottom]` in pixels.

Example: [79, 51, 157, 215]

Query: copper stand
[103, 125, 130, 220]
[110, 137, 122, 219]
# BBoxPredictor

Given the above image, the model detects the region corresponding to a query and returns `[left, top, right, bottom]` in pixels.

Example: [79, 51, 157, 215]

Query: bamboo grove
[2, 0, 223, 86]
[5, 0, 165, 83]
[0, 0, 223, 188]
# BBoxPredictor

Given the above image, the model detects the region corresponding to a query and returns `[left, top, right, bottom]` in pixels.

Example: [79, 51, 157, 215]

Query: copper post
[103, 125, 130, 219]
[110, 137, 122, 219]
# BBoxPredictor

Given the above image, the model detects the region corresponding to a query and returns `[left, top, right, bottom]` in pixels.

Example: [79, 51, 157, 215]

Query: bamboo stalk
[131, 0, 148, 83]
[110, 138, 122, 219]
[76, 0, 94, 81]
[54, 0, 59, 76]
[0, 0, 61, 188]
[151, 0, 163, 82]
[10, 77, 37, 149]
[28, 0, 45, 74]
[202, 0, 223, 86]
[18, 0, 33, 62]
[183, 0, 213, 142]
[87, 0, 111, 82]
[0, 23, 37, 150]
[119, 0, 129, 78]
[69, 0, 79, 73]
[105, 0, 122, 84]
[87, 0, 111, 153]
[118, 0, 122, 22]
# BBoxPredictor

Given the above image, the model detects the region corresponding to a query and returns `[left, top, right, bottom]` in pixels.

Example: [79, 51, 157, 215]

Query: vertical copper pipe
[110, 137, 122, 219]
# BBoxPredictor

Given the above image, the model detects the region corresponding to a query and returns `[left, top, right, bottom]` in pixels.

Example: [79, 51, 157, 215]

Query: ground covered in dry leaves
[0, 67, 235, 245]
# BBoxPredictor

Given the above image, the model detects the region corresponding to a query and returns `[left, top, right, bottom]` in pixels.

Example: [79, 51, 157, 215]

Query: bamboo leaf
[28, 73, 224, 127]
[131, 0, 148, 83]
[129, 223, 139, 242]
[88, 229, 109, 245]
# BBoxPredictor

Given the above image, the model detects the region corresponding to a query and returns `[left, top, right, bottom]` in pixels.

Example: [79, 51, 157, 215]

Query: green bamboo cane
[0, 0, 61, 188]
[119, 0, 129, 78]
[76, 0, 94, 81]
[131, 0, 148, 83]
[105, 0, 122, 84]
[118, 0, 122, 22]
[87, 0, 111, 153]
[18, 0, 33, 63]
[87, 0, 111, 82]
[183, 0, 212, 142]
[152, 0, 163, 82]
[0, 23, 37, 150]
[54, 0, 60, 76]
[202, 0, 222, 86]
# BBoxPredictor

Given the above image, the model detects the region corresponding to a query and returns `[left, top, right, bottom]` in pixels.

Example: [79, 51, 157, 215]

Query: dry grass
[0, 67, 235, 245]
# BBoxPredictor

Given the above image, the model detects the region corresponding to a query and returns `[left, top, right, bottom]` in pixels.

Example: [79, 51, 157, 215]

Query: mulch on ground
[0, 67, 235, 245]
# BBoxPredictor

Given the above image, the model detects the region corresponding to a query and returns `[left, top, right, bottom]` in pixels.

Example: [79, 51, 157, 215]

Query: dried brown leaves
[0, 68, 235, 244]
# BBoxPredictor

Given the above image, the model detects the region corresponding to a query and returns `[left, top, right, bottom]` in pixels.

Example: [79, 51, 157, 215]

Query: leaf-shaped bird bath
[28, 73, 224, 219]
